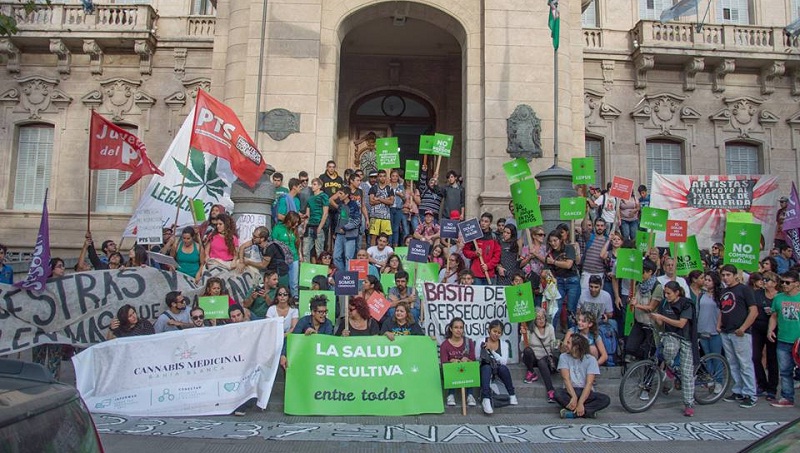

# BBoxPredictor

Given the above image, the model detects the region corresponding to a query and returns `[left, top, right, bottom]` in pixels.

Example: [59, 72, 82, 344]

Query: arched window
[726, 142, 760, 174]
[94, 124, 137, 213]
[585, 137, 604, 186]
[646, 139, 683, 187]
[13, 124, 53, 210]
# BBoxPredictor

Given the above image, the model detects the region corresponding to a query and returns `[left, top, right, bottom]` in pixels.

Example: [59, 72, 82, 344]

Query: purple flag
[786, 228, 800, 265]
[782, 182, 800, 231]
[14, 190, 50, 291]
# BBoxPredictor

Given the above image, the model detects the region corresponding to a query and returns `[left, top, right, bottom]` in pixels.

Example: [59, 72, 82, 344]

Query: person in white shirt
[657, 256, 690, 295]
[578, 275, 615, 331]
[367, 233, 394, 269]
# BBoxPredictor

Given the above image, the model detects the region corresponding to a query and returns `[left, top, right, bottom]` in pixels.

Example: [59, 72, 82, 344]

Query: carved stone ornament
[81, 78, 155, 121]
[174, 48, 188, 79]
[0, 39, 20, 73]
[259, 108, 300, 141]
[584, 89, 621, 128]
[83, 39, 103, 75]
[631, 93, 699, 135]
[506, 104, 543, 160]
[709, 96, 776, 138]
[49, 39, 71, 75]
[165, 78, 211, 110]
[16, 76, 72, 119]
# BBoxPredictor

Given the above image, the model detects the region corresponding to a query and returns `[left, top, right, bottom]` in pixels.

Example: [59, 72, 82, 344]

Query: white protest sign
[421, 282, 518, 363]
[136, 209, 164, 245]
[73, 318, 284, 416]
[235, 213, 267, 242]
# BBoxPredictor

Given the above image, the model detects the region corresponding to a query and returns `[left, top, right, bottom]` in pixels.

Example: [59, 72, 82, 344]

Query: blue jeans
[699, 334, 724, 384]
[620, 219, 639, 242]
[777, 341, 796, 402]
[288, 260, 299, 298]
[405, 214, 420, 241]
[474, 277, 490, 285]
[480, 363, 515, 399]
[554, 275, 581, 334]
[333, 235, 357, 272]
[721, 332, 757, 398]
[390, 207, 405, 246]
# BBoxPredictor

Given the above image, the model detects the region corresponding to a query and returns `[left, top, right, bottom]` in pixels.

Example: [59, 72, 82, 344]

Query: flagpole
[87, 110, 93, 233]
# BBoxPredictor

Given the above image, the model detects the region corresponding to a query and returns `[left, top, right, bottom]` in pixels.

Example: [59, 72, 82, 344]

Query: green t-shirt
[247, 286, 277, 319]
[770, 292, 800, 344]
[272, 222, 298, 260]
[276, 194, 300, 217]
[307, 192, 330, 226]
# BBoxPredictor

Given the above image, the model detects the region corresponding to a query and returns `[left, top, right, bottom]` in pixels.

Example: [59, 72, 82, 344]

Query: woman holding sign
[545, 231, 581, 335]
[335, 296, 379, 336]
[440, 318, 477, 407]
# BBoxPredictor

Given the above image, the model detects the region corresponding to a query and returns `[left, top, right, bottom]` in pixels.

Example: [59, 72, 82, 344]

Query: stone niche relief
[584, 89, 621, 131]
[0, 76, 73, 123]
[164, 78, 211, 134]
[709, 96, 778, 144]
[81, 78, 156, 129]
[630, 92, 700, 142]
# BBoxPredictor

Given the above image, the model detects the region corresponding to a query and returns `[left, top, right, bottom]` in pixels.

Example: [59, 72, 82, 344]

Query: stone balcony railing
[0, 2, 156, 36]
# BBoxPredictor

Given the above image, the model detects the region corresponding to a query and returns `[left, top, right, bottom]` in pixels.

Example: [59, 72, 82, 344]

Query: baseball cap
[780, 196, 789, 202]
[425, 210, 435, 216]
[368, 171, 378, 177]
[450, 210, 460, 220]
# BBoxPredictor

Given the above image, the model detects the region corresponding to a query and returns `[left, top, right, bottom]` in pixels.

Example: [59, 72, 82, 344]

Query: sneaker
[639, 390, 650, 401]
[770, 398, 794, 408]
[509, 395, 519, 405]
[467, 394, 477, 407]
[559, 408, 576, 419]
[683, 406, 695, 417]
[446, 394, 456, 406]
[585, 411, 598, 419]
[712, 383, 724, 395]
[234, 410, 246, 417]
[482, 398, 494, 414]
[765, 393, 777, 402]
[547, 390, 556, 403]
[523, 371, 535, 384]
[739, 397, 757, 408]
[723, 393, 744, 402]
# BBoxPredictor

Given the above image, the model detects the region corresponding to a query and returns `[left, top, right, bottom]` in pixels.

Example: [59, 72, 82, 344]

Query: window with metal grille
[646, 140, 683, 187]
[13, 125, 54, 210]
[582, 1, 598, 27]
[585, 137, 604, 186]
[725, 143, 760, 174]
[94, 124, 137, 213]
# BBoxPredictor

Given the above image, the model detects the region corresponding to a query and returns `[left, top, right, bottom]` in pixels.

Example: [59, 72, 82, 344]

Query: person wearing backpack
[238, 226, 294, 291]
[479, 320, 518, 414]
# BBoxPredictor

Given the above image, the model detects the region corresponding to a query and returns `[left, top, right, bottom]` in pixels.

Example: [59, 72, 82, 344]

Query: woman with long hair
[266, 285, 299, 335]
[273, 211, 302, 296]
[439, 253, 465, 284]
[205, 213, 239, 265]
[430, 244, 446, 269]
[545, 230, 581, 334]
[555, 334, 610, 419]
[360, 274, 383, 300]
[520, 226, 547, 279]
[564, 311, 608, 366]
[173, 226, 205, 282]
[478, 319, 518, 414]
[759, 257, 778, 274]
[335, 295, 379, 336]
[520, 308, 557, 403]
[496, 224, 520, 286]
[128, 245, 149, 267]
[752, 270, 779, 401]
[440, 317, 477, 407]
[106, 304, 155, 339]
[687, 269, 705, 304]
[199, 204, 226, 242]
[381, 301, 423, 340]
[202, 276, 236, 307]
[697, 271, 723, 394]
[381, 254, 404, 275]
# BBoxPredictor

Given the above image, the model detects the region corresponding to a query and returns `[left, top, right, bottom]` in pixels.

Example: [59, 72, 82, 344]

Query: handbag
[532, 329, 559, 373]
[479, 344, 499, 375]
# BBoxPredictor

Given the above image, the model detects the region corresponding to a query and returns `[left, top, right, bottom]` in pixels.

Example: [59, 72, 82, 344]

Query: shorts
[369, 218, 392, 236]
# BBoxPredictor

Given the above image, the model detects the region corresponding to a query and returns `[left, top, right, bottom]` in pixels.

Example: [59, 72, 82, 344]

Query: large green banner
[724, 222, 762, 272]
[510, 178, 543, 229]
[284, 335, 445, 415]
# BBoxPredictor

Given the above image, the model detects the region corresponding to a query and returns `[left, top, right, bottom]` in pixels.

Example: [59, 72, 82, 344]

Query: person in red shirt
[462, 212, 502, 285]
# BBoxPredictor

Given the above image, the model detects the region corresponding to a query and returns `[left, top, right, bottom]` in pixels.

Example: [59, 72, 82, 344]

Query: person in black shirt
[719, 264, 759, 408]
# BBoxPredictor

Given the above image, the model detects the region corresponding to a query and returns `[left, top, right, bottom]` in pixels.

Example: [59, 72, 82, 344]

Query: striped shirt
[582, 235, 607, 274]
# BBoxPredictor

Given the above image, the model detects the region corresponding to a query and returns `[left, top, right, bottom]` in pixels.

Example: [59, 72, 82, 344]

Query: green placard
[724, 222, 762, 272]
[640, 206, 669, 231]
[727, 211, 754, 224]
[299, 290, 336, 324]
[502, 158, 531, 184]
[430, 133, 453, 157]
[670, 235, 703, 276]
[191, 199, 207, 223]
[560, 197, 585, 220]
[511, 178, 543, 230]
[198, 295, 228, 319]
[415, 262, 440, 284]
[571, 157, 596, 185]
[284, 335, 445, 415]
[419, 135, 434, 155]
[377, 149, 400, 170]
[393, 247, 408, 263]
[624, 304, 635, 336]
[615, 248, 643, 281]
[405, 160, 420, 181]
[376, 137, 398, 154]
[505, 284, 536, 323]
[442, 361, 480, 389]
[300, 263, 329, 288]
[636, 230, 655, 254]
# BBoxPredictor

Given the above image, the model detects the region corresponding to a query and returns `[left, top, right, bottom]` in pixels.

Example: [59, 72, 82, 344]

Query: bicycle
[619, 325, 731, 413]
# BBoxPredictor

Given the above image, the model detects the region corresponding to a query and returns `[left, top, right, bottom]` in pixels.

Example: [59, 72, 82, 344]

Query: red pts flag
[190, 90, 266, 188]
[89, 111, 164, 191]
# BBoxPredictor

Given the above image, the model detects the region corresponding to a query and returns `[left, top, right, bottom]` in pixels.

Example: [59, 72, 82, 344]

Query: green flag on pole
[510, 178, 543, 229]
[640, 206, 669, 231]
[724, 222, 762, 272]
[670, 235, 704, 276]
[615, 248, 643, 281]
[548, 0, 560, 51]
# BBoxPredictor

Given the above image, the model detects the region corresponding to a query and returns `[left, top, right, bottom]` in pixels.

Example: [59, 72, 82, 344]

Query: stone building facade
[0, 0, 796, 256]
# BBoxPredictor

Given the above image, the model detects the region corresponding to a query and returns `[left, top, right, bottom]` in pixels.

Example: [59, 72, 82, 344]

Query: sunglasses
[781, 280, 796, 285]
[535, 233, 545, 236]
[315, 310, 328, 315]
[192, 315, 204, 320]
[277, 292, 289, 296]
[763, 278, 772, 283]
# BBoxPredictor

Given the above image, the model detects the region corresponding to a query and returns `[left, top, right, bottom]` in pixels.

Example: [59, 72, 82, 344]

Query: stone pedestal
[535, 165, 575, 234]
[230, 165, 276, 241]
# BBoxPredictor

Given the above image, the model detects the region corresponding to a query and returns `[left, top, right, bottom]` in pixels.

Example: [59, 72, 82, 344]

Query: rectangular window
[646, 140, 683, 187]
[639, 0, 671, 20]
[717, 0, 749, 24]
[793, 0, 800, 20]
[585, 138, 604, 187]
[191, 0, 216, 15]
[582, 0, 598, 27]
[13, 125, 54, 210]
[94, 124, 137, 213]
[725, 143, 760, 174]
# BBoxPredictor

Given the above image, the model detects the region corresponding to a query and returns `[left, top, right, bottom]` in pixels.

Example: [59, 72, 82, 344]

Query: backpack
[597, 321, 618, 367]
[489, 377, 511, 408]
[266, 239, 294, 266]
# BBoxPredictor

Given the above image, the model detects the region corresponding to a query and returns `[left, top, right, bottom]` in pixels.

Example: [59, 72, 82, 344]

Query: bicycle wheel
[694, 353, 730, 405]
[619, 359, 662, 413]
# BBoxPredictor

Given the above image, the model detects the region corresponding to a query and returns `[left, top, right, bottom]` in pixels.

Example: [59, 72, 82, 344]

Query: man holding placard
[462, 213, 501, 285]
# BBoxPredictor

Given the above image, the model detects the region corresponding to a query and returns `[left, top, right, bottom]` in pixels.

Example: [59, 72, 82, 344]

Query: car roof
[0, 359, 82, 429]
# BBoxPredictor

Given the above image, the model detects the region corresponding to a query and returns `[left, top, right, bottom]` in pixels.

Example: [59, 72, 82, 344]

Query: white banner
[73, 318, 284, 416]
[421, 283, 519, 363]
[124, 106, 235, 237]
[0, 266, 260, 355]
